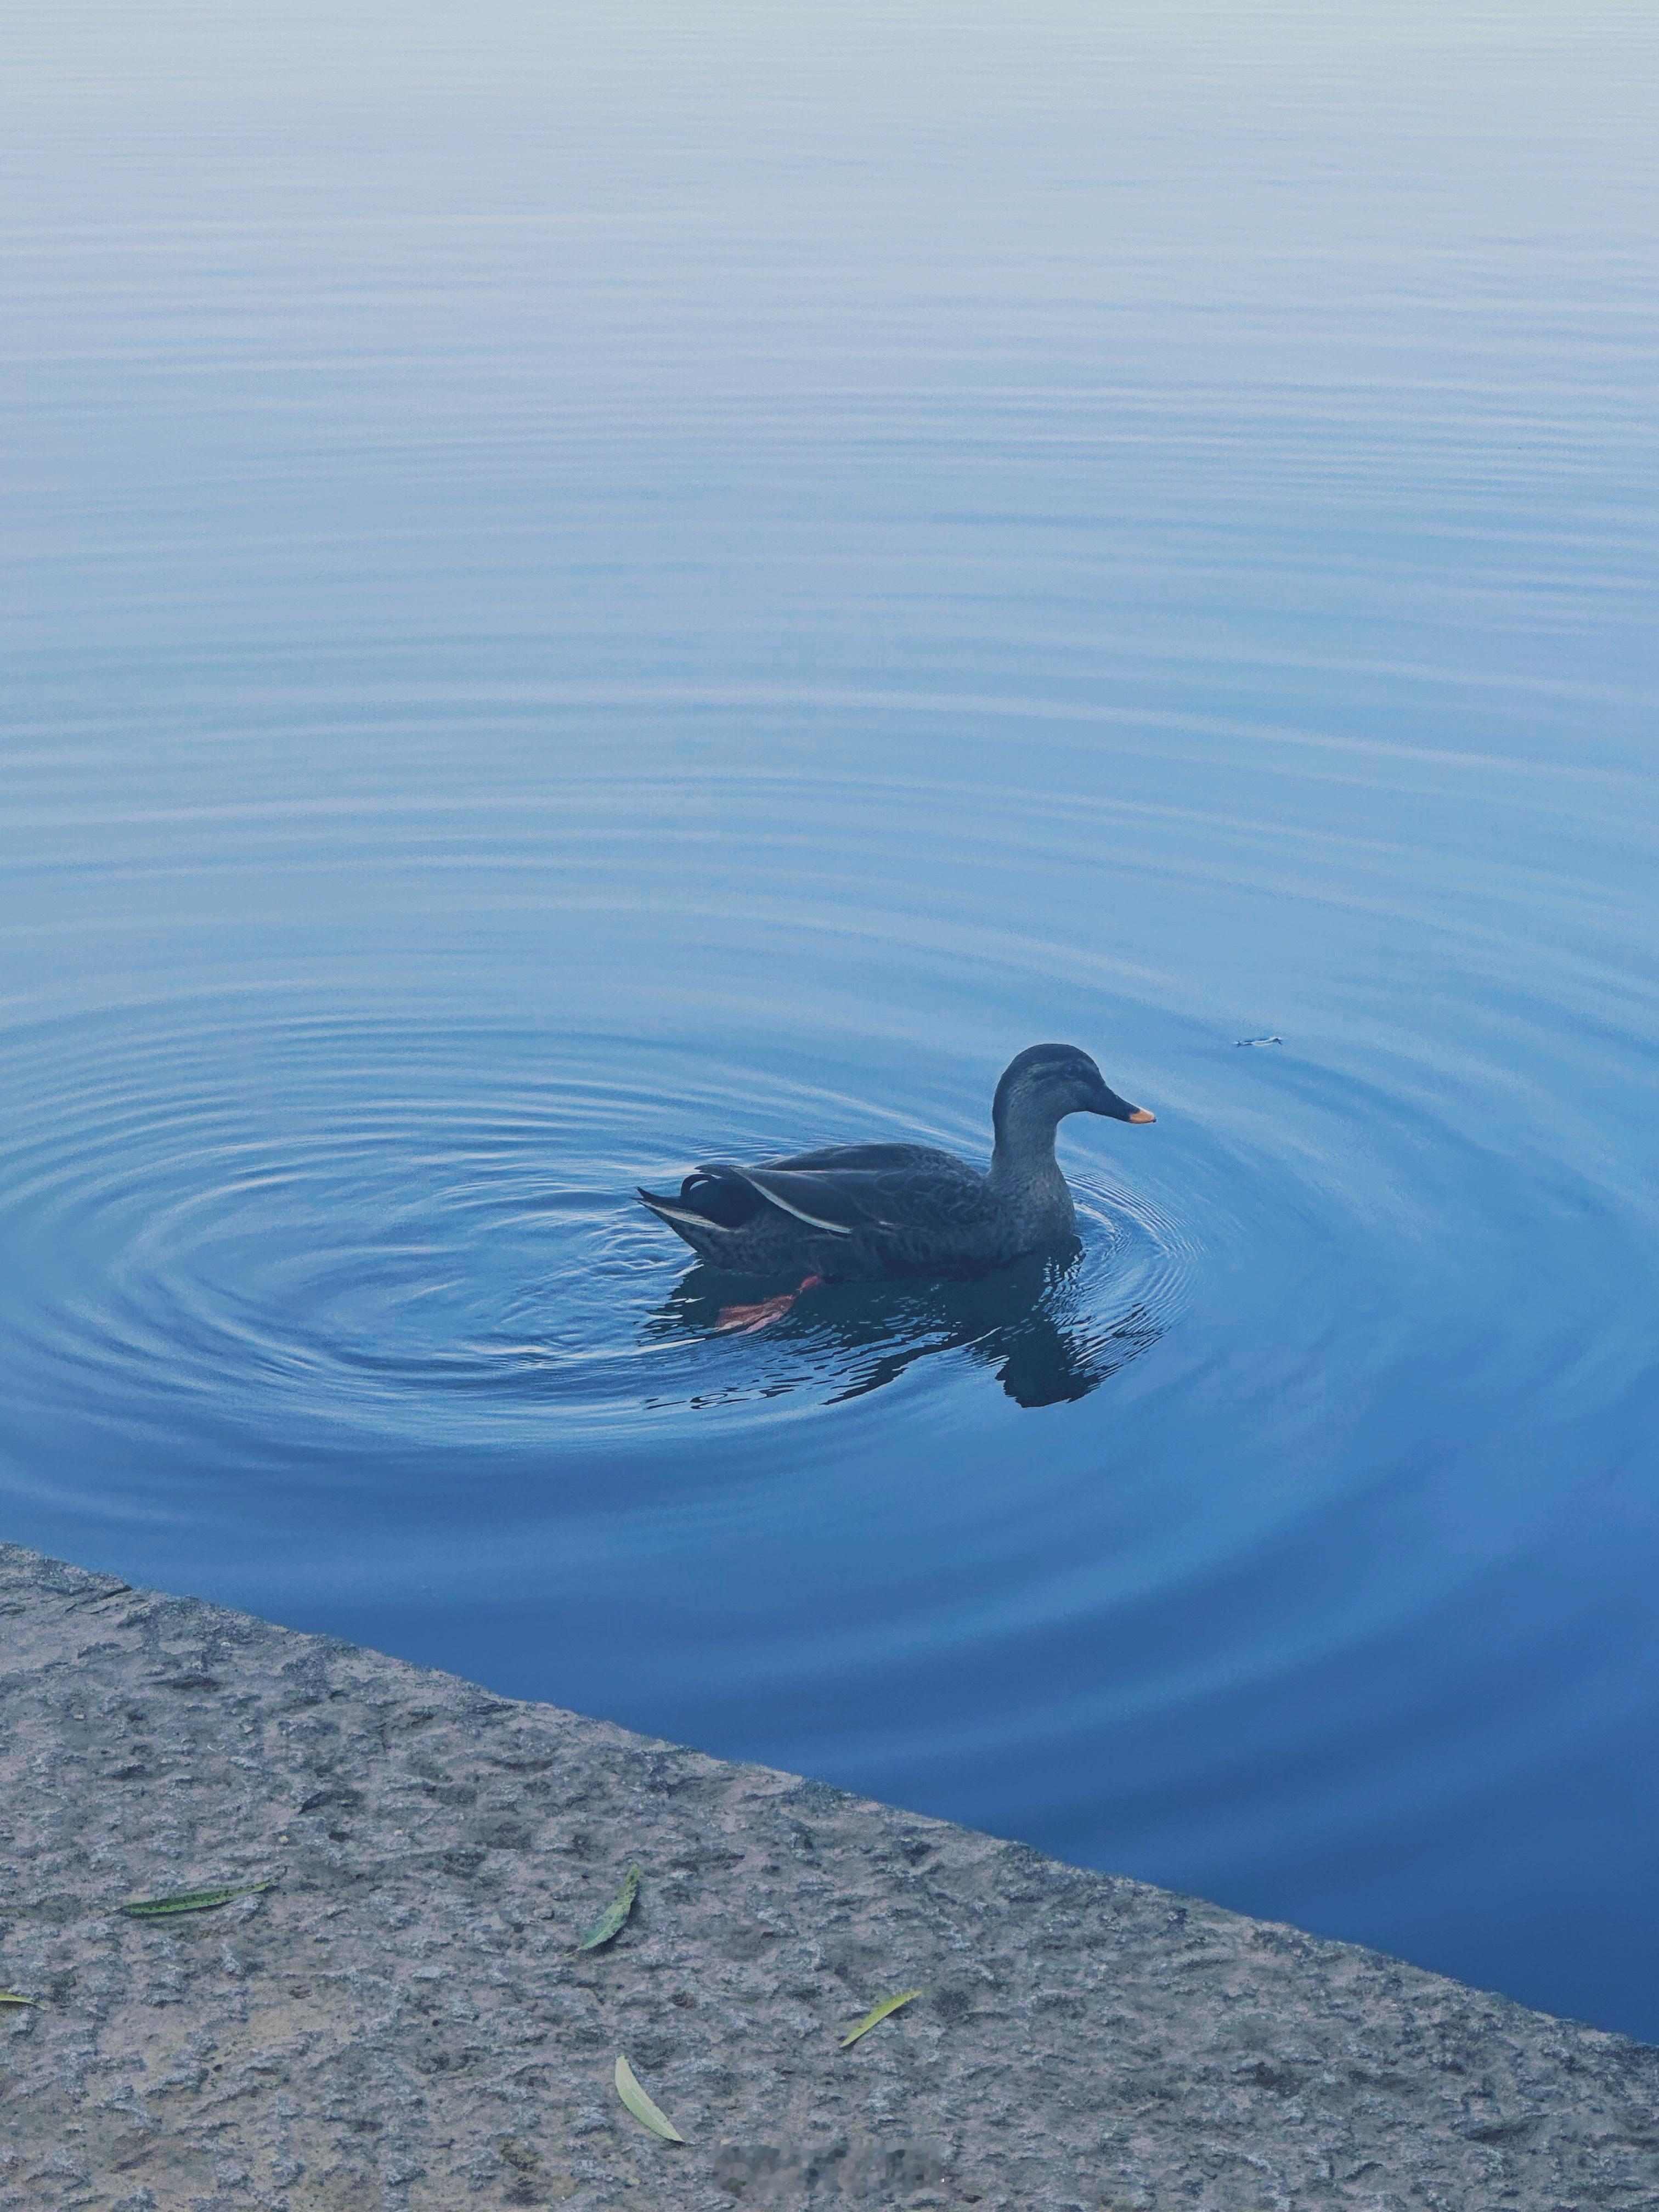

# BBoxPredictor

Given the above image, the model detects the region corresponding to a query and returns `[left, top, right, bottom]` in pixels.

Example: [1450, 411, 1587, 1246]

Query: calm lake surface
[4, 4, 1657, 2036]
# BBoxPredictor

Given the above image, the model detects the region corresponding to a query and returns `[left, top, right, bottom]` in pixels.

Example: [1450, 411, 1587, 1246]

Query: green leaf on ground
[120, 1882, 273, 1918]
[0, 1990, 40, 2006]
[614, 2053, 686, 2142]
[839, 1988, 924, 2046]
[577, 1861, 641, 1951]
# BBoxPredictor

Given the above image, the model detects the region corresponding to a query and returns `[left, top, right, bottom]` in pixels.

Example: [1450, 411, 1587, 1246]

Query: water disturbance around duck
[2, 3, 1657, 2036]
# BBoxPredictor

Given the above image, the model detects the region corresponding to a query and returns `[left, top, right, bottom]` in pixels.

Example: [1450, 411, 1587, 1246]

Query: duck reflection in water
[647, 1244, 1161, 1409]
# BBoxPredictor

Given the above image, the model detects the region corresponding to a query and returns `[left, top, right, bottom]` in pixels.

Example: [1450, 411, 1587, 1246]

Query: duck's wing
[698, 1146, 988, 1238]
[760, 1142, 964, 1173]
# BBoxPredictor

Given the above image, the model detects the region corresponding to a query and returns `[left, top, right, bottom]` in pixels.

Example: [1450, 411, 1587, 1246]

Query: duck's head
[993, 1043, 1155, 1140]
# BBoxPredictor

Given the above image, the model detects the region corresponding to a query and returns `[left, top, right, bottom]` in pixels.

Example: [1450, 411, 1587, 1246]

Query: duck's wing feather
[696, 1146, 988, 1237]
[760, 1142, 964, 1173]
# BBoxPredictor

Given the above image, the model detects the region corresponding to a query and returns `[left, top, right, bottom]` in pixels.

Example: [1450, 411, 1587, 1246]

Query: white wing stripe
[741, 1173, 857, 1235]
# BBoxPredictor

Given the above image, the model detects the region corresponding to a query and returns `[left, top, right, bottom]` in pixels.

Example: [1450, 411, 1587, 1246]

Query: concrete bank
[2, 1543, 1654, 2212]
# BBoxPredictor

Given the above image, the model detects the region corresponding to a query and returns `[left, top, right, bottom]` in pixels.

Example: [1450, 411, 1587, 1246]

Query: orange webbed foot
[714, 1275, 824, 1334]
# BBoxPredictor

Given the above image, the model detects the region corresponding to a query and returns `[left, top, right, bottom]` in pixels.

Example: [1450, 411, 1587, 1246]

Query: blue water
[4, 5, 1658, 2038]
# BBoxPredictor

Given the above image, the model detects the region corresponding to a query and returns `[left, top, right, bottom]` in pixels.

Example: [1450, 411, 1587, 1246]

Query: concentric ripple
[0, 1006, 1192, 1450]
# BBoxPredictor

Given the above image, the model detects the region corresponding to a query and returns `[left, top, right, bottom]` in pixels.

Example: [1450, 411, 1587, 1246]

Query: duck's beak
[1088, 1081, 1156, 1124]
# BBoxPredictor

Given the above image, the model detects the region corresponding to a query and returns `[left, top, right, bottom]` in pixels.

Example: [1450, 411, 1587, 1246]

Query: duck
[636, 1043, 1155, 1329]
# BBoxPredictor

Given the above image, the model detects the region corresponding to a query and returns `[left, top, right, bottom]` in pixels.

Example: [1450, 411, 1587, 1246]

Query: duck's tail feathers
[637, 1164, 862, 1242]
[636, 1187, 717, 1231]
[637, 1165, 765, 1233]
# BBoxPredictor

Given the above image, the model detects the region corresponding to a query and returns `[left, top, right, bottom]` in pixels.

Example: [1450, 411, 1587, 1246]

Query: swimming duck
[637, 1043, 1154, 1328]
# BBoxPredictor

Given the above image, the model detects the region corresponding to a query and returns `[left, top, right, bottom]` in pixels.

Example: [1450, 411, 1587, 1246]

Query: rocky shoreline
[3, 1541, 1654, 2210]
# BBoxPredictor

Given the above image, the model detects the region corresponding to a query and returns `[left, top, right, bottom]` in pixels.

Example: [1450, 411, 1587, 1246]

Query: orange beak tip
[1128, 1108, 1156, 1124]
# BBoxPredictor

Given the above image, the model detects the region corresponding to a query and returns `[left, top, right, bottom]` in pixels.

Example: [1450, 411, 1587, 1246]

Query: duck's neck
[989, 1099, 1066, 1196]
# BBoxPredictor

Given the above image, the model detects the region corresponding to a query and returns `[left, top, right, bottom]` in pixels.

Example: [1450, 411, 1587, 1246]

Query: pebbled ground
[2, 1542, 1655, 2212]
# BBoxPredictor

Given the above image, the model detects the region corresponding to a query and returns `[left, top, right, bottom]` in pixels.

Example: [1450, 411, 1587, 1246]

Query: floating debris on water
[1234, 1035, 1283, 1047]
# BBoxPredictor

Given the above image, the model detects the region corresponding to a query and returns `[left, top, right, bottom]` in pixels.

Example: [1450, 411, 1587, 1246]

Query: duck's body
[636, 1043, 1154, 1289]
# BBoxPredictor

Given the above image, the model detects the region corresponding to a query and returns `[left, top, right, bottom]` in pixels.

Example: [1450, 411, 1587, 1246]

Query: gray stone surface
[2, 1543, 1655, 2212]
